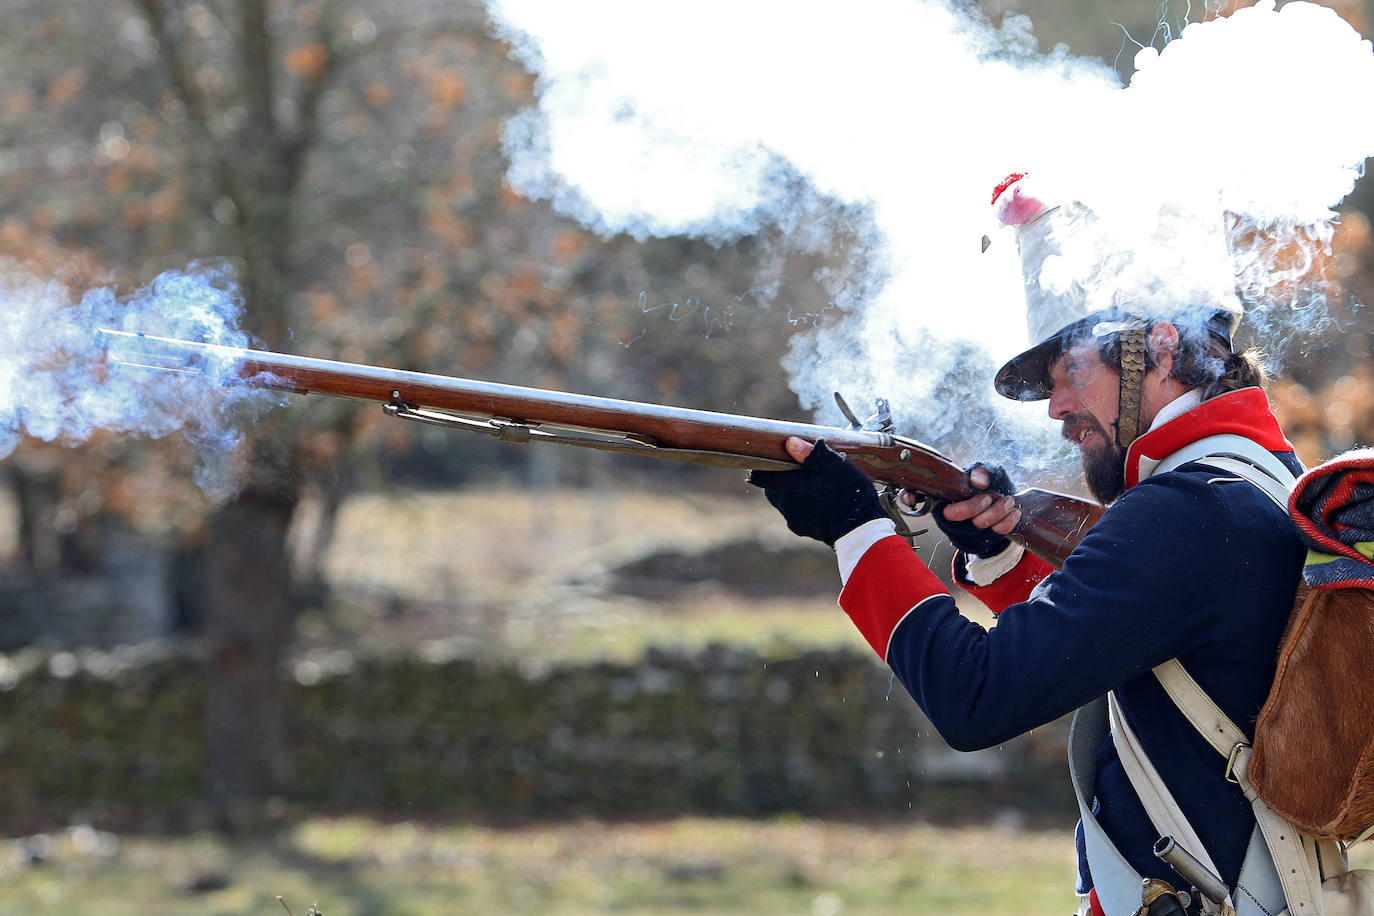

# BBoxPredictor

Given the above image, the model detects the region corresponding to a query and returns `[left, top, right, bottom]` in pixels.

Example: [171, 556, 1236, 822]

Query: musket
[96, 329, 1102, 568]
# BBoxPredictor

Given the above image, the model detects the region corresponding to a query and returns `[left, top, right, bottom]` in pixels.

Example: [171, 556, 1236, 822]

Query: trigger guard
[898, 493, 934, 518]
[884, 488, 933, 518]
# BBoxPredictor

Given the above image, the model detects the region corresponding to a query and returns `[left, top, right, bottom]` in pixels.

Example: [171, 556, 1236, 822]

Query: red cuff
[955, 549, 1054, 615]
[839, 536, 948, 660]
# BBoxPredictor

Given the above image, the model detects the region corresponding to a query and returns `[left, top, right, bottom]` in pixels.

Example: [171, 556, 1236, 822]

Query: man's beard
[1065, 413, 1128, 504]
[1082, 438, 1127, 504]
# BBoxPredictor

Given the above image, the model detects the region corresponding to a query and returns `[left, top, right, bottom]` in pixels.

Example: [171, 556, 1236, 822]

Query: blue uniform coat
[837, 387, 1303, 893]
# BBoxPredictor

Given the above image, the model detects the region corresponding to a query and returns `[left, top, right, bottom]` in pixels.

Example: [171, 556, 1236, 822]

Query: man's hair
[1097, 322, 1266, 401]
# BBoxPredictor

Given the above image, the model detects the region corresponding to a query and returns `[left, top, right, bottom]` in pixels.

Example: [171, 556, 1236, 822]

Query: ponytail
[1195, 347, 1266, 400]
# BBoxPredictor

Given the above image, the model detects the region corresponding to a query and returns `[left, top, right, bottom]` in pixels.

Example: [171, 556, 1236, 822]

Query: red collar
[1124, 388, 1294, 489]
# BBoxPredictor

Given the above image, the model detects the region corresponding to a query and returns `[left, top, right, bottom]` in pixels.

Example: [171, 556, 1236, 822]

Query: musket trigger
[897, 491, 934, 518]
[880, 487, 928, 544]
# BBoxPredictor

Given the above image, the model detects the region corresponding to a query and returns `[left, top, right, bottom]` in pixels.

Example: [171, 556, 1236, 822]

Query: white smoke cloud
[1029, 1, 1374, 358]
[489, 0, 1115, 347]
[0, 261, 278, 498]
[485, 0, 1374, 476]
[1128, 2, 1374, 227]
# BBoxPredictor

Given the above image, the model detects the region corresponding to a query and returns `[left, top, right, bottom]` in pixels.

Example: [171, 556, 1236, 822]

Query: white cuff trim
[835, 518, 898, 584]
[964, 542, 1026, 587]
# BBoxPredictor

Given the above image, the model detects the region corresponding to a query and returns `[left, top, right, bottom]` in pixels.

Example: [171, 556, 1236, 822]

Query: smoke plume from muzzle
[485, 0, 1374, 477]
[0, 260, 280, 499]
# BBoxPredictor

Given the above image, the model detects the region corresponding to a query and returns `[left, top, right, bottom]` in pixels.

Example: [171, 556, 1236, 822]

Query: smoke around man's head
[0, 261, 280, 500]
[485, 0, 1374, 477]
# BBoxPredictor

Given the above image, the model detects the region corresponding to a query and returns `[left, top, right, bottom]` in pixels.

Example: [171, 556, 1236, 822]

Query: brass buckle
[1136, 878, 1189, 916]
[1224, 742, 1249, 786]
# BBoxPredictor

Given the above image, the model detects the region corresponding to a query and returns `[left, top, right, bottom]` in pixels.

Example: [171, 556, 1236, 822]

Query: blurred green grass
[7, 816, 1370, 914]
[0, 815, 1081, 915]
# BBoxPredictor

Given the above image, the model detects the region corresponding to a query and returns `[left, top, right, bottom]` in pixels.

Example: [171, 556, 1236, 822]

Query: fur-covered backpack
[1249, 449, 1374, 844]
[1122, 443, 1374, 915]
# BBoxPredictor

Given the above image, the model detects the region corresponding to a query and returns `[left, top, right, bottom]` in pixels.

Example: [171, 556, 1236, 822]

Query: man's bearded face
[1049, 339, 1128, 504]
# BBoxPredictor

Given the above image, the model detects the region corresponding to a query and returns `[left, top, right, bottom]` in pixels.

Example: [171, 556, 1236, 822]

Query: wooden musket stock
[98, 329, 1102, 568]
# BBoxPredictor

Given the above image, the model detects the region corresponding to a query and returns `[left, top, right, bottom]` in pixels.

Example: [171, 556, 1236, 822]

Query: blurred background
[1, 0, 1373, 912]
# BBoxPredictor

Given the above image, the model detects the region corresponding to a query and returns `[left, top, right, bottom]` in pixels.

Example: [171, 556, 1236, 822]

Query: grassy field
[1, 485, 1064, 914]
[21, 481, 1368, 914]
[0, 815, 1081, 915]
[9, 816, 1373, 916]
[302, 482, 983, 661]
[22, 482, 1346, 914]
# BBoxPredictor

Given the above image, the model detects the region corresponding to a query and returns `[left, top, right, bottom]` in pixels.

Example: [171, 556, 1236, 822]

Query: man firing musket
[94, 161, 1352, 916]
[748, 172, 1326, 916]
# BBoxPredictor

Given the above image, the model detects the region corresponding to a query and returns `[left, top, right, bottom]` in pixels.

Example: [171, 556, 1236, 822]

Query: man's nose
[1048, 386, 1073, 421]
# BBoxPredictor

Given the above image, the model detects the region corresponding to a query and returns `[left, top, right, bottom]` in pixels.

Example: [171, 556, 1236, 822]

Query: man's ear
[1147, 322, 1180, 376]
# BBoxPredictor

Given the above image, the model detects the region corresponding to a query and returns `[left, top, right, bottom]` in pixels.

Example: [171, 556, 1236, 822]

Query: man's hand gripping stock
[746, 438, 888, 546]
[925, 463, 1020, 559]
[750, 436, 1019, 559]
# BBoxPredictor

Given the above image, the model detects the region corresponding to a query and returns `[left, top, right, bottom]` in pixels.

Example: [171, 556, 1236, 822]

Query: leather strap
[1108, 691, 1234, 910]
[1136, 440, 1320, 915]
[1150, 433, 1295, 493]
[1071, 698, 1154, 916]
[1194, 457, 1291, 509]
[1153, 660, 1328, 916]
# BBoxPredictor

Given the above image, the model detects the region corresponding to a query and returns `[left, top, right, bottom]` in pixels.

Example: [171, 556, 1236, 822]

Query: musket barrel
[97, 327, 1100, 566]
[96, 328, 917, 470]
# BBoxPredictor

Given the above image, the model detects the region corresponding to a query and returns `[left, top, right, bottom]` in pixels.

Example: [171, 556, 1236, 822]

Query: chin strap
[1115, 326, 1147, 448]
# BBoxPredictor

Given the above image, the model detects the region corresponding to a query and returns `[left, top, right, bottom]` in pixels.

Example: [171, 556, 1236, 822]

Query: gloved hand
[932, 463, 1018, 558]
[747, 439, 887, 547]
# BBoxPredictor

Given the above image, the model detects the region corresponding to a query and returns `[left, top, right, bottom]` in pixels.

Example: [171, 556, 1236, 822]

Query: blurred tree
[121, 0, 363, 827]
[980, 0, 1371, 80]
[0, 0, 860, 828]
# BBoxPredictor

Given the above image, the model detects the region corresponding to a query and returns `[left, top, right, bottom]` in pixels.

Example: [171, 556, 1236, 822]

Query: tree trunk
[195, 58, 301, 827]
[196, 423, 298, 832]
[6, 455, 63, 574]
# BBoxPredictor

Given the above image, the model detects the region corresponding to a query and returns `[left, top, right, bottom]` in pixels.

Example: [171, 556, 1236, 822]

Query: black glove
[933, 463, 1017, 558]
[747, 440, 887, 547]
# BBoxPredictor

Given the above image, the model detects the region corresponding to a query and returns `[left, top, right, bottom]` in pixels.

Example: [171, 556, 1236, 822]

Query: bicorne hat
[989, 173, 1242, 402]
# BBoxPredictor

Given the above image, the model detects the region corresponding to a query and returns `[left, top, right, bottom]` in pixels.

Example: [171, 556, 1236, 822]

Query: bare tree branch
[285, 0, 347, 189]
[237, 0, 276, 148]
[133, 0, 244, 207]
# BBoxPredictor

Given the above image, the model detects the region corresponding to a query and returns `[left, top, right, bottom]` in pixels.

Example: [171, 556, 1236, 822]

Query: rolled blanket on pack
[1289, 448, 1374, 589]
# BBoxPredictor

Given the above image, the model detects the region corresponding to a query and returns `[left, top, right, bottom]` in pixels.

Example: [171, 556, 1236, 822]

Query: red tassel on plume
[990, 172, 1045, 227]
[990, 172, 1027, 205]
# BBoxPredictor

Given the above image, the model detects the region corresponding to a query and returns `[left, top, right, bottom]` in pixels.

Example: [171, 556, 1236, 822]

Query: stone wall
[0, 642, 1074, 830]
